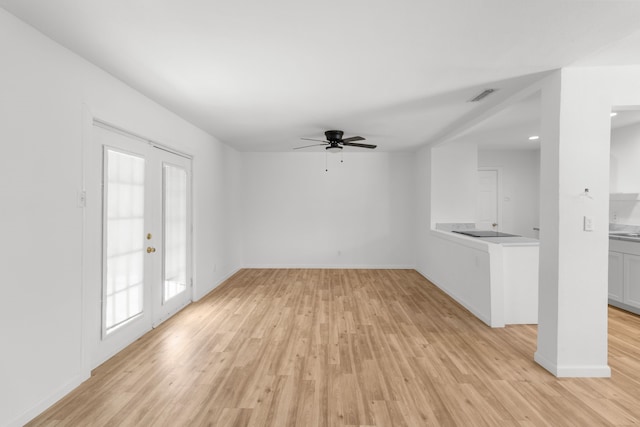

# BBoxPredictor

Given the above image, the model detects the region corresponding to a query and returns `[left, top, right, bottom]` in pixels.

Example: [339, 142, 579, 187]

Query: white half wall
[241, 152, 416, 268]
[478, 149, 540, 238]
[0, 9, 241, 426]
[421, 232, 494, 326]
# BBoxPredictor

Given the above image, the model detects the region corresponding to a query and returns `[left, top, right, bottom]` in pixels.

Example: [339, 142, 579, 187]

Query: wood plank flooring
[28, 269, 640, 426]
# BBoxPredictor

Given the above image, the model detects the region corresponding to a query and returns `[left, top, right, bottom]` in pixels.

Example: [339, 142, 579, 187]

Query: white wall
[194, 142, 243, 300]
[431, 141, 477, 225]
[0, 9, 241, 426]
[478, 149, 540, 238]
[610, 122, 640, 225]
[241, 152, 415, 268]
[414, 146, 432, 268]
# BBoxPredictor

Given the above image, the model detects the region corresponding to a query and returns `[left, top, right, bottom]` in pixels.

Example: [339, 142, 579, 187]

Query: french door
[89, 123, 192, 367]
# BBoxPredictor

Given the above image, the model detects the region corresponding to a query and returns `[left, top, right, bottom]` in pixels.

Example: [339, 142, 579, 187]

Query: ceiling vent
[468, 88, 498, 102]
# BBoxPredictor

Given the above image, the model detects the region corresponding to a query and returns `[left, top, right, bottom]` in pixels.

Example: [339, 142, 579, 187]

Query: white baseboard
[556, 365, 611, 378]
[7, 371, 90, 427]
[608, 299, 640, 316]
[534, 351, 557, 376]
[241, 264, 416, 269]
[193, 265, 416, 303]
[193, 266, 242, 301]
[534, 352, 611, 378]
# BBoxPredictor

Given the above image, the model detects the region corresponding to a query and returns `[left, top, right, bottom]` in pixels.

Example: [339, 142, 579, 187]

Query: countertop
[433, 229, 539, 247]
[609, 225, 640, 243]
[609, 234, 640, 243]
[478, 236, 539, 246]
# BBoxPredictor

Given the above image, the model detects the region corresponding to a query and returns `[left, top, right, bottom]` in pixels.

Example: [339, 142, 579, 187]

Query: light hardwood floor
[29, 269, 640, 426]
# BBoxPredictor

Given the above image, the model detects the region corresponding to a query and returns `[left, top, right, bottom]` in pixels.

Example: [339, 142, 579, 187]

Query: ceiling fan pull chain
[325, 152, 328, 172]
[341, 152, 344, 164]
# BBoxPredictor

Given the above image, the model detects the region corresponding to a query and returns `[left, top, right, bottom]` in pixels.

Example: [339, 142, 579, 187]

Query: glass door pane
[163, 164, 188, 303]
[104, 148, 145, 334]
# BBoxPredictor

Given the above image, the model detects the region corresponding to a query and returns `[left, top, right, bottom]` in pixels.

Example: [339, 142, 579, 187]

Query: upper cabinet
[610, 122, 640, 194]
[610, 193, 640, 201]
[610, 122, 640, 225]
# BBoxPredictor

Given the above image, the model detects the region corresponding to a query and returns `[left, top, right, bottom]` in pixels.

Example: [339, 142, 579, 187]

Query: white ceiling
[454, 94, 542, 151]
[2, 1, 640, 152]
[453, 95, 640, 151]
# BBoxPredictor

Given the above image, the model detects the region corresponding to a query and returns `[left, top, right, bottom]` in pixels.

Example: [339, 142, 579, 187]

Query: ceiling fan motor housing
[324, 130, 344, 142]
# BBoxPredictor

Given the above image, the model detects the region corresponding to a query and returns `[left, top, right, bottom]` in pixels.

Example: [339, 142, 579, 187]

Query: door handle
[147, 247, 156, 253]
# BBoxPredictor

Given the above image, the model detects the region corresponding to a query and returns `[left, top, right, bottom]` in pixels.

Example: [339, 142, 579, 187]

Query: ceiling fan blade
[293, 143, 329, 150]
[300, 137, 328, 143]
[342, 142, 377, 149]
[341, 136, 365, 143]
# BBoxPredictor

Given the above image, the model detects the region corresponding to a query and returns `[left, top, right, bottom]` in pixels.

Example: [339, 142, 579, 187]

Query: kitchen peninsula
[426, 223, 539, 328]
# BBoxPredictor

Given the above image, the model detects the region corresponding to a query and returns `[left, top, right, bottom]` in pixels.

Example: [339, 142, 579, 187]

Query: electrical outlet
[583, 216, 593, 232]
[613, 212, 618, 223]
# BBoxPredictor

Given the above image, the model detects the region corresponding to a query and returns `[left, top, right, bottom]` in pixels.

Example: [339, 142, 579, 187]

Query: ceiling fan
[294, 130, 377, 152]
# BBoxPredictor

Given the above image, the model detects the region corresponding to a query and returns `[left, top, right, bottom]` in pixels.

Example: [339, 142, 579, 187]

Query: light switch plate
[583, 216, 593, 231]
[77, 190, 86, 208]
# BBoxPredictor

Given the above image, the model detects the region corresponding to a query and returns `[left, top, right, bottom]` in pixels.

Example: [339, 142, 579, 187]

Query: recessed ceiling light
[611, 112, 618, 117]
[528, 135, 539, 141]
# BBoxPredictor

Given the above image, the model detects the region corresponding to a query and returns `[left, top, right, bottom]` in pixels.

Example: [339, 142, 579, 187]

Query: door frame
[81, 106, 194, 373]
[477, 167, 503, 231]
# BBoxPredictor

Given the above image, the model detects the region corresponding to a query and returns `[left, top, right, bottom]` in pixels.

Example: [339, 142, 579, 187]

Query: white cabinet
[623, 253, 640, 309]
[608, 251, 623, 302]
[608, 240, 640, 314]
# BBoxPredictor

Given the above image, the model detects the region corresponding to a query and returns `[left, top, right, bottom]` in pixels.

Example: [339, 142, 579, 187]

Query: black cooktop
[452, 230, 520, 238]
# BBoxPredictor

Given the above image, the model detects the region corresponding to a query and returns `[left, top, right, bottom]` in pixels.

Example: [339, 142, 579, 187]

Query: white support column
[535, 69, 612, 377]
